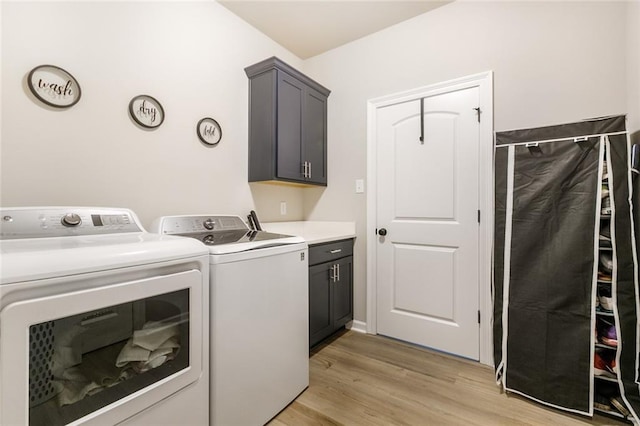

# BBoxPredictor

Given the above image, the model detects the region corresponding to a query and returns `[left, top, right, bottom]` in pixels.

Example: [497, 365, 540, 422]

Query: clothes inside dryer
[28, 289, 190, 426]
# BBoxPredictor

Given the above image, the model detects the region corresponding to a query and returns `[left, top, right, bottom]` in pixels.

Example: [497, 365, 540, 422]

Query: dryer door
[0, 268, 203, 426]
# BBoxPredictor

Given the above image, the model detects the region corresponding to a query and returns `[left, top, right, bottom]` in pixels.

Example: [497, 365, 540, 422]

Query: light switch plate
[355, 179, 365, 193]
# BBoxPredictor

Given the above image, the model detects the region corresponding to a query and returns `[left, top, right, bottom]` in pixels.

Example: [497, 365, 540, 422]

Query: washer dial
[61, 213, 82, 227]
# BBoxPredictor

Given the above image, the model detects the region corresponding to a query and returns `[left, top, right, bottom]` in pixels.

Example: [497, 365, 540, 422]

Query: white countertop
[262, 221, 356, 245]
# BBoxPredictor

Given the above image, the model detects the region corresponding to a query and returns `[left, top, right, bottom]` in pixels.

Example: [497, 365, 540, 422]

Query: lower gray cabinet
[308, 239, 353, 347]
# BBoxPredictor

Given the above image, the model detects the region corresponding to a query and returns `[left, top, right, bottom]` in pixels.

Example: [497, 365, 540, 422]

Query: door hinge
[477, 210, 481, 224]
[474, 107, 481, 123]
[477, 310, 481, 324]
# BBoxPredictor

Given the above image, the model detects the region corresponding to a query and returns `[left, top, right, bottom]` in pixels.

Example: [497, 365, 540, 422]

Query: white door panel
[393, 243, 456, 320]
[394, 112, 457, 220]
[376, 87, 480, 360]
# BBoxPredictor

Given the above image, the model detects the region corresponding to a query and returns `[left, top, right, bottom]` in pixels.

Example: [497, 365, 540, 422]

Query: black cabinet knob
[378, 228, 387, 236]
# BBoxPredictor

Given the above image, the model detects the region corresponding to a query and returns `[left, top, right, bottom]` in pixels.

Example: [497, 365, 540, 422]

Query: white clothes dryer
[0, 207, 210, 426]
[152, 215, 309, 426]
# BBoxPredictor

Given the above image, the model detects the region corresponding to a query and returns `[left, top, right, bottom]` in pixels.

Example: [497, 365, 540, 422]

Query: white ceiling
[218, 1, 451, 59]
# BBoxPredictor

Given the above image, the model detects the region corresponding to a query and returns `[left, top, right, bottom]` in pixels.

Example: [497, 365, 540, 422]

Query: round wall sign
[129, 95, 164, 129]
[27, 65, 81, 108]
[197, 117, 222, 146]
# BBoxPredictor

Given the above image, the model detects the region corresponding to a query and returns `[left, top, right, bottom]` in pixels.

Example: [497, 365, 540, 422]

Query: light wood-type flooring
[270, 330, 627, 425]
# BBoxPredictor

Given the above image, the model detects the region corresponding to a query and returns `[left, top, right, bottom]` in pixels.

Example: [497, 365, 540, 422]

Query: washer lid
[176, 229, 301, 245]
[200, 232, 305, 254]
[151, 214, 305, 254]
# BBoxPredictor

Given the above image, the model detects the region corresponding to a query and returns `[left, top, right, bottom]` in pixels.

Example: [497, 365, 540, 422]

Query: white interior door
[376, 86, 480, 360]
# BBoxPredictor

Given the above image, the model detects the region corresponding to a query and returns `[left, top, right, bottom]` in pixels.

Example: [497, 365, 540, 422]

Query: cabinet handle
[329, 264, 340, 282]
[308, 161, 312, 179]
[302, 162, 307, 178]
[329, 249, 342, 254]
[329, 263, 339, 282]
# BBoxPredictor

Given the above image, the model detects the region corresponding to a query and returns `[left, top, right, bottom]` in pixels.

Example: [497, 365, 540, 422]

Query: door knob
[378, 228, 387, 236]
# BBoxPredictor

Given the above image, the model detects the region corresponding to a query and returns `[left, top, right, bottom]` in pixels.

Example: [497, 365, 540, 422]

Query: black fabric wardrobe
[493, 115, 640, 422]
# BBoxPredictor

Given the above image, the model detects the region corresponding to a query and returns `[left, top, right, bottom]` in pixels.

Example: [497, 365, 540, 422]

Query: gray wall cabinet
[308, 239, 354, 347]
[245, 57, 330, 186]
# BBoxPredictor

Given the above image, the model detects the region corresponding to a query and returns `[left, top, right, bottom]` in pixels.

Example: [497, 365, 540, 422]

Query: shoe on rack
[598, 295, 614, 312]
[599, 219, 611, 242]
[600, 252, 613, 273]
[596, 288, 613, 312]
[602, 196, 612, 215]
[595, 394, 612, 411]
[601, 333, 618, 347]
[598, 270, 612, 282]
[594, 352, 614, 377]
[594, 349, 617, 377]
[599, 320, 618, 347]
[610, 396, 631, 417]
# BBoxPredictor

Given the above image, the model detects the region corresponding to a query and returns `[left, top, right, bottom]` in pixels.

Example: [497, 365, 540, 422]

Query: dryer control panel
[0, 207, 143, 239]
[152, 215, 248, 235]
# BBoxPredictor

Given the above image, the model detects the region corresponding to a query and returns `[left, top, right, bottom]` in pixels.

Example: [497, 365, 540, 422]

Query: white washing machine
[152, 215, 309, 426]
[0, 207, 210, 426]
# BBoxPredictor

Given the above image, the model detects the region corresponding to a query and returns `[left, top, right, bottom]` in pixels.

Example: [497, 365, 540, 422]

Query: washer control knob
[203, 218, 215, 230]
[61, 213, 82, 227]
[203, 235, 215, 245]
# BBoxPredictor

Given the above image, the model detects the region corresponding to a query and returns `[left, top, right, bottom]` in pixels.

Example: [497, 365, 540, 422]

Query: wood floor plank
[270, 331, 628, 426]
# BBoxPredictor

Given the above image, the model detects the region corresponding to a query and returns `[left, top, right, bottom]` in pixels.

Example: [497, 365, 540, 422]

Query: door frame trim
[365, 71, 494, 366]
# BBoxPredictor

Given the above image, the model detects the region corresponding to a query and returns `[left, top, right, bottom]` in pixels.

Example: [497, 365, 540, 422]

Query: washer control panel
[154, 215, 248, 235]
[0, 207, 143, 239]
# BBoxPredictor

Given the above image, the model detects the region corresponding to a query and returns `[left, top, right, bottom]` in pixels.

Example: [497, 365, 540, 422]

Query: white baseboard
[347, 320, 367, 334]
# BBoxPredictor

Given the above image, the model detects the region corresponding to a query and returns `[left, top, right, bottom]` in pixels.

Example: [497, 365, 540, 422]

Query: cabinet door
[247, 69, 277, 183]
[277, 72, 304, 181]
[309, 263, 333, 347]
[332, 257, 353, 328]
[303, 87, 327, 185]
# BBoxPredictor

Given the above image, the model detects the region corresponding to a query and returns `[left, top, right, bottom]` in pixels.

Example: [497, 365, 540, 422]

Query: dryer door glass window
[27, 288, 190, 426]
